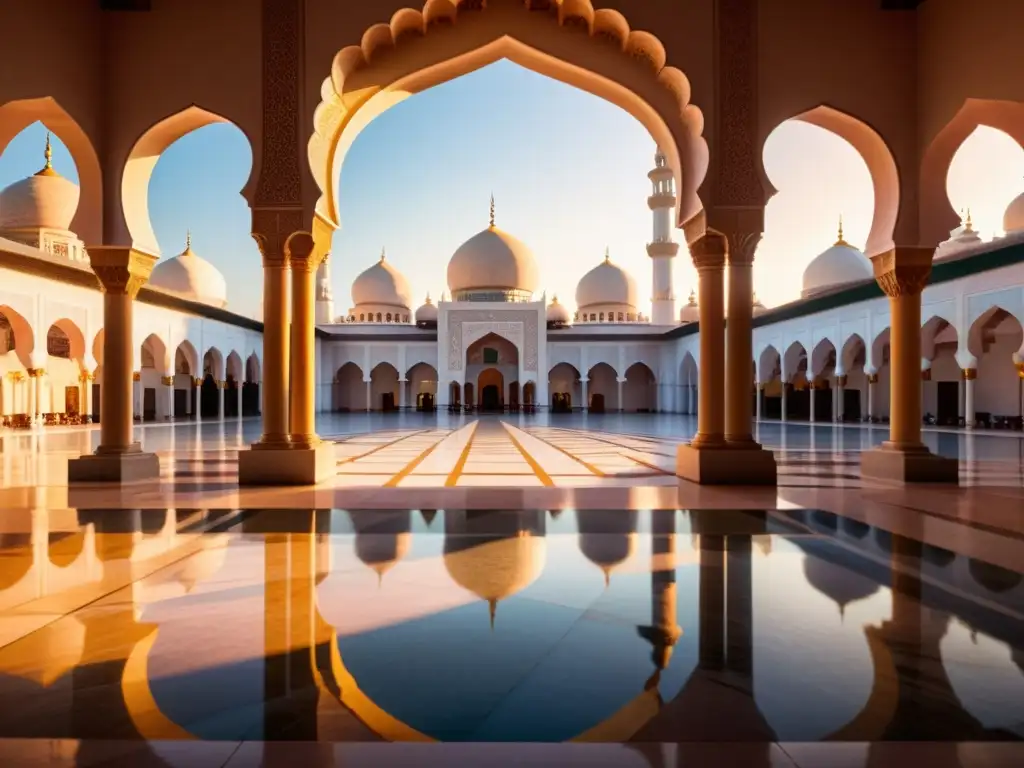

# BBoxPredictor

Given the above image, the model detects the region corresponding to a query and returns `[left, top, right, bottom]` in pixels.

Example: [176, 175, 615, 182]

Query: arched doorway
[477, 368, 504, 412]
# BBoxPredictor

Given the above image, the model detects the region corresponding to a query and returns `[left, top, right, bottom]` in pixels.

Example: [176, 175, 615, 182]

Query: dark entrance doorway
[481, 384, 500, 411]
[936, 380, 958, 425]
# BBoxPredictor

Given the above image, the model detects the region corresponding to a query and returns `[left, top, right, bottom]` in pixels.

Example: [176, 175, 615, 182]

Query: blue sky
[2, 60, 1022, 321]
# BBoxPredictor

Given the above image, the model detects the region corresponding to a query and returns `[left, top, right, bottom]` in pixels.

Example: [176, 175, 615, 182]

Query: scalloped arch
[309, 0, 708, 250]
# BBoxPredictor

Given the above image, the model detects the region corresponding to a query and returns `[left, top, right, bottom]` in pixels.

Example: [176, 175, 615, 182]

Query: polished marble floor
[0, 508, 1022, 767]
[2, 415, 1024, 764]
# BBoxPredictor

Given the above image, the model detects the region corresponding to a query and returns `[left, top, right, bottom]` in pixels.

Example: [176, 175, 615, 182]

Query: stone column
[860, 247, 957, 483]
[581, 378, 588, 412]
[963, 369, 976, 428]
[161, 376, 174, 420]
[398, 378, 407, 410]
[68, 247, 159, 482]
[193, 378, 202, 420]
[836, 375, 847, 422]
[809, 384, 816, 424]
[755, 383, 762, 421]
[616, 378, 625, 412]
[217, 381, 226, 422]
[286, 233, 320, 447]
[781, 382, 788, 422]
[680, 229, 777, 483]
[131, 373, 141, 420]
[81, 372, 93, 421]
[26, 369, 39, 423]
[723, 229, 760, 448]
[34, 369, 46, 422]
[867, 372, 877, 421]
[366, 381, 373, 412]
[236, 383, 243, 420]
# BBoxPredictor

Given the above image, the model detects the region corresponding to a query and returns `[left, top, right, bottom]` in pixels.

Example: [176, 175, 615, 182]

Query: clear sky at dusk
[2, 60, 1023, 321]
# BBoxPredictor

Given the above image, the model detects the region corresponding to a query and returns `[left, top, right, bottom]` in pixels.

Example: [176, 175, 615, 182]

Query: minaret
[315, 251, 335, 324]
[646, 147, 680, 325]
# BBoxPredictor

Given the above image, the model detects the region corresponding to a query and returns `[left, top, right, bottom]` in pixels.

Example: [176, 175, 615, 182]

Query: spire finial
[425, 291, 432, 304]
[836, 214, 847, 245]
[380, 247, 386, 263]
[604, 246, 610, 262]
[688, 288, 696, 305]
[489, 598, 497, 631]
[489, 194, 495, 228]
[965, 207, 974, 230]
[44, 132, 52, 170]
[185, 229, 192, 251]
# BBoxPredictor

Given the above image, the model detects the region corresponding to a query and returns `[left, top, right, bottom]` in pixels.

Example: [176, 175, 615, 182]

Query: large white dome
[0, 135, 79, 232]
[352, 250, 413, 309]
[576, 250, 639, 310]
[150, 234, 228, 308]
[446, 203, 539, 297]
[801, 224, 872, 298]
[1004, 191, 1024, 234]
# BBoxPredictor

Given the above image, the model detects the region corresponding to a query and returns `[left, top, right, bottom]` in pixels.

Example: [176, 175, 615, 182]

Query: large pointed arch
[920, 98, 1024, 247]
[118, 105, 255, 254]
[0, 97, 102, 244]
[789, 105, 901, 257]
[309, 0, 708, 250]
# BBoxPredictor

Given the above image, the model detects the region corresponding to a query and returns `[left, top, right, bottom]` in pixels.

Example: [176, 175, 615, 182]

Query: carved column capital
[132, 372, 141, 382]
[193, 377, 203, 388]
[961, 368, 977, 381]
[690, 228, 728, 270]
[871, 246, 934, 298]
[161, 376, 174, 386]
[285, 231, 318, 272]
[252, 207, 305, 268]
[87, 247, 158, 298]
[705, 206, 764, 265]
[867, 373, 879, 384]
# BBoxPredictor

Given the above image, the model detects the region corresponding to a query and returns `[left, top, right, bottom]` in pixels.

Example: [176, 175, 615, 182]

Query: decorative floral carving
[256, 0, 303, 207]
[447, 309, 540, 371]
[89, 248, 157, 298]
[689, 229, 728, 270]
[251, 207, 305, 268]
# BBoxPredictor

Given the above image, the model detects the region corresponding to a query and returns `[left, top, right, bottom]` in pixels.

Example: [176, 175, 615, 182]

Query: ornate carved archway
[308, 0, 709, 251]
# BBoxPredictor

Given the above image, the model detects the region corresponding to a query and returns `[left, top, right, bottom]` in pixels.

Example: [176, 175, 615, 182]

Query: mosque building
[1, 139, 1023, 432]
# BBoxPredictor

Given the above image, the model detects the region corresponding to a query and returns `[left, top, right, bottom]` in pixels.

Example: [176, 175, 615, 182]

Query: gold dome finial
[489, 194, 495, 228]
[551, 294, 559, 304]
[835, 214, 848, 246]
[965, 207, 974, 230]
[687, 288, 696, 306]
[35, 131, 58, 177]
[604, 246, 610, 262]
[425, 292, 432, 304]
[380, 247, 386, 263]
[185, 229, 192, 251]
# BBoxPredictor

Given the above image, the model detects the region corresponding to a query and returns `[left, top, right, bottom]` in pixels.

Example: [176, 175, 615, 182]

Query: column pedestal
[69, 248, 160, 483]
[678, 228, 776, 485]
[859, 247, 957, 484]
[240, 230, 334, 486]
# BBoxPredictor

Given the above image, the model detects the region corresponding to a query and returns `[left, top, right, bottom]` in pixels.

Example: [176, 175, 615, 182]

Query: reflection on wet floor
[0, 508, 1022, 746]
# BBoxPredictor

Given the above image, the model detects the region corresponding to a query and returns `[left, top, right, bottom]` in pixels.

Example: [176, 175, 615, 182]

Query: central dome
[446, 199, 539, 300]
[575, 249, 639, 311]
[352, 250, 413, 309]
[0, 134, 80, 232]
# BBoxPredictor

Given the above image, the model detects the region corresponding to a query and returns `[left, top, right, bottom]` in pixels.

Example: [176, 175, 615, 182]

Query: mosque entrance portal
[478, 368, 504, 412]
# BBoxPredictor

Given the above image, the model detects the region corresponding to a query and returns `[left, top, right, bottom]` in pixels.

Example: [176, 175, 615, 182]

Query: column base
[238, 442, 336, 486]
[676, 443, 778, 485]
[68, 448, 161, 483]
[860, 444, 959, 484]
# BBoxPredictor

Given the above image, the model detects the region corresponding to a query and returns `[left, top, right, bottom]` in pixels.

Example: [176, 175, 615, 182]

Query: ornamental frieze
[447, 309, 539, 372]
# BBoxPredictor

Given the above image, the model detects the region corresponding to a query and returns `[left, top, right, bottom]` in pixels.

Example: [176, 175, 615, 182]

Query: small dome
[446, 197, 539, 298]
[753, 292, 768, 317]
[0, 134, 80, 232]
[576, 249, 639, 310]
[415, 293, 438, 325]
[350, 511, 412, 583]
[801, 220, 872, 298]
[150, 233, 228, 308]
[576, 510, 638, 586]
[679, 289, 699, 323]
[1004, 190, 1024, 234]
[352, 249, 413, 310]
[547, 295, 570, 325]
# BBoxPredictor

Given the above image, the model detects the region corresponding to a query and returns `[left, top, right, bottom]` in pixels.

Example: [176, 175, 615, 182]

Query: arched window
[386, 313, 392, 323]
[359, 313, 365, 322]
[617, 312, 624, 322]
[599, 312, 605, 322]
[376, 313, 382, 322]
[46, 326, 71, 358]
